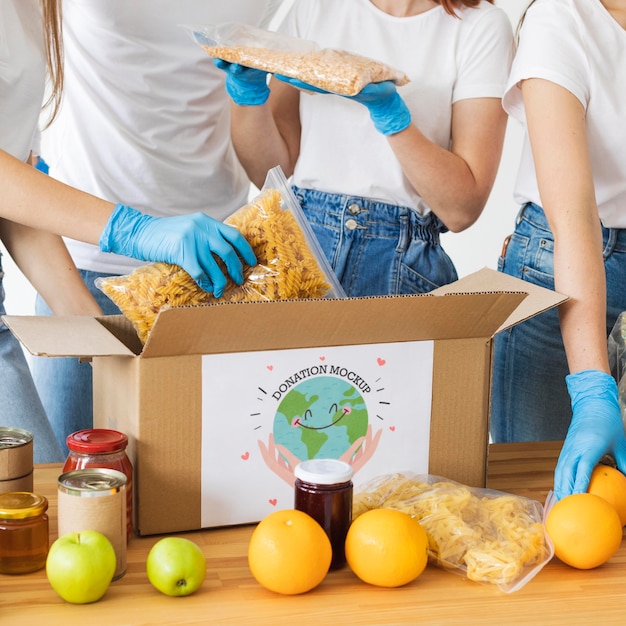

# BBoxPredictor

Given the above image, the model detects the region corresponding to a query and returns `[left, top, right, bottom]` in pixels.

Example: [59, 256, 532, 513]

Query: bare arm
[230, 77, 302, 189]
[387, 97, 508, 233]
[0, 149, 115, 243]
[522, 78, 609, 375]
[0, 219, 102, 316]
[231, 78, 506, 232]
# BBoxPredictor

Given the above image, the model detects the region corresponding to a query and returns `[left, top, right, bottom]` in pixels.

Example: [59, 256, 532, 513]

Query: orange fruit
[247, 509, 331, 595]
[345, 509, 428, 587]
[545, 493, 623, 569]
[587, 464, 626, 526]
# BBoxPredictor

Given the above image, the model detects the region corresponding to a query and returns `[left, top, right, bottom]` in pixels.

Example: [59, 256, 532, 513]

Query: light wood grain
[1, 442, 625, 626]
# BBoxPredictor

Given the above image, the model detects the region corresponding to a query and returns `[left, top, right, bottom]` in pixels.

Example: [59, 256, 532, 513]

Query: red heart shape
[319, 356, 326, 361]
[377, 357, 386, 366]
[241, 452, 250, 460]
[269, 499, 277, 506]
[266, 365, 274, 371]
[389, 426, 396, 432]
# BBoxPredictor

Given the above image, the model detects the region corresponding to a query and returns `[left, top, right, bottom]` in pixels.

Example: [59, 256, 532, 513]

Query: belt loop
[603, 226, 617, 260]
[516, 202, 529, 225]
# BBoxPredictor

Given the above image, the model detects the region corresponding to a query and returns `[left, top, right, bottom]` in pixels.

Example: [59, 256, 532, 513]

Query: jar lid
[0, 492, 48, 519]
[294, 459, 354, 485]
[58, 468, 127, 495]
[0, 427, 33, 449]
[66, 429, 128, 453]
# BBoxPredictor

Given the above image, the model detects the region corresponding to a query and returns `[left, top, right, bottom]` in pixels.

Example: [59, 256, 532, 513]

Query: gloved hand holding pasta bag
[274, 75, 411, 136]
[96, 166, 345, 344]
[190, 22, 409, 105]
[212, 59, 270, 106]
[99, 205, 257, 296]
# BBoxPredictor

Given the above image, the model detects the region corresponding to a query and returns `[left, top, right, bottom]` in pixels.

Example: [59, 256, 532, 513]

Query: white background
[1, 0, 528, 316]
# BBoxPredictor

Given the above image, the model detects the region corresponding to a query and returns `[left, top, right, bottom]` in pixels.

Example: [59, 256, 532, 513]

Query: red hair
[438, 0, 494, 16]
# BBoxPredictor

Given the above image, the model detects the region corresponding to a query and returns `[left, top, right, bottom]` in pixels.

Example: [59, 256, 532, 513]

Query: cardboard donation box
[4, 268, 565, 536]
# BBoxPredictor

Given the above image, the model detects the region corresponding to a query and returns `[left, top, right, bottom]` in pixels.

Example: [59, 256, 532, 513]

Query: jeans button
[348, 203, 360, 215]
[345, 219, 358, 231]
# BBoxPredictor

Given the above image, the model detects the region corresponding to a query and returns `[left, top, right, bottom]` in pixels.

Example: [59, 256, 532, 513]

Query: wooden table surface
[1, 441, 625, 626]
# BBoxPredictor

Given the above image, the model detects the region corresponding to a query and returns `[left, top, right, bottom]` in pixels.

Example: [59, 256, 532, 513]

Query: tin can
[63, 429, 133, 541]
[0, 427, 33, 484]
[0, 492, 49, 574]
[294, 459, 354, 570]
[57, 468, 127, 580]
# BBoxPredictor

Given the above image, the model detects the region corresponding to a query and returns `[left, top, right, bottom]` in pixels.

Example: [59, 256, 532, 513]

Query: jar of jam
[63, 429, 133, 541]
[294, 459, 354, 570]
[0, 491, 49, 574]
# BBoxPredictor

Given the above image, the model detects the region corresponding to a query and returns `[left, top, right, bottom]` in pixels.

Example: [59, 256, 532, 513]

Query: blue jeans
[292, 186, 457, 297]
[31, 269, 122, 456]
[491, 202, 626, 442]
[0, 253, 64, 462]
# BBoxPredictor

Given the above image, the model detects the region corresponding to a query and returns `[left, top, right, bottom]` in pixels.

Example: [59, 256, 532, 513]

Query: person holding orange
[490, 0, 626, 499]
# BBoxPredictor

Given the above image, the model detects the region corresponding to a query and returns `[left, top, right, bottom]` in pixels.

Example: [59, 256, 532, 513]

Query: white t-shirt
[503, 0, 626, 228]
[0, 0, 45, 162]
[42, 0, 284, 275]
[281, 0, 513, 214]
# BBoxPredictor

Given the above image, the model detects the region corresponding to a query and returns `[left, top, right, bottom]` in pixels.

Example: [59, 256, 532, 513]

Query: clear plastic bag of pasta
[353, 473, 554, 593]
[95, 166, 345, 345]
[183, 22, 409, 97]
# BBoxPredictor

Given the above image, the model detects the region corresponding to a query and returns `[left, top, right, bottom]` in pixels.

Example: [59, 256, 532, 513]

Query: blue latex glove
[99, 204, 257, 297]
[553, 369, 626, 499]
[213, 58, 270, 106]
[274, 75, 411, 136]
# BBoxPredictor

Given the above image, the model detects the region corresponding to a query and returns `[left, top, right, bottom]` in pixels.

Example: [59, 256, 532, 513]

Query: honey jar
[294, 459, 354, 570]
[0, 492, 49, 574]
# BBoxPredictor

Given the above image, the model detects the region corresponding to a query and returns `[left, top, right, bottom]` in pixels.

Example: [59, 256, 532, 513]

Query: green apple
[46, 530, 116, 604]
[146, 537, 206, 596]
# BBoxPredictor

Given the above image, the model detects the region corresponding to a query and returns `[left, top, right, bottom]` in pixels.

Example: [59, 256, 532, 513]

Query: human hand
[275, 75, 411, 136]
[99, 204, 257, 297]
[339, 425, 382, 475]
[258, 433, 301, 487]
[554, 369, 626, 499]
[213, 58, 270, 106]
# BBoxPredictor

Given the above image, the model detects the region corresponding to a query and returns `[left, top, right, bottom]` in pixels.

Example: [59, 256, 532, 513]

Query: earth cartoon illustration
[272, 376, 369, 460]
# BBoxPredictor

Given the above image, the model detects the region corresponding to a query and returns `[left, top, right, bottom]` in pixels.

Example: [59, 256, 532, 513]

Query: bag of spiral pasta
[95, 166, 345, 344]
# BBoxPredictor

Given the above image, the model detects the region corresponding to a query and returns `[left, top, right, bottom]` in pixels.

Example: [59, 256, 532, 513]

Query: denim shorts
[292, 186, 457, 297]
[491, 202, 626, 442]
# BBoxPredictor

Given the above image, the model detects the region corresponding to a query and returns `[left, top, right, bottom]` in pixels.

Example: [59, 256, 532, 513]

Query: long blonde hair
[40, 0, 63, 127]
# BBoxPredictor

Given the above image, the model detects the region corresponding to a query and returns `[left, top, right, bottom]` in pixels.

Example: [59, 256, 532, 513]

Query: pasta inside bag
[183, 22, 410, 96]
[95, 166, 345, 345]
[353, 473, 554, 593]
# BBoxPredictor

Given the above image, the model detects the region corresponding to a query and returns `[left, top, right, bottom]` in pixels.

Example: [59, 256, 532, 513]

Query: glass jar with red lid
[63, 429, 133, 541]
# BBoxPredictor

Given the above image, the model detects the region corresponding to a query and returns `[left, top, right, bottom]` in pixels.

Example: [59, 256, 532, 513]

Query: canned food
[0, 427, 33, 481]
[58, 468, 127, 580]
[0, 472, 34, 495]
[63, 429, 134, 541]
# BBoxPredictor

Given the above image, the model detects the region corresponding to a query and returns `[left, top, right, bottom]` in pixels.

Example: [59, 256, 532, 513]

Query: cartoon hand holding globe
[259, 376, 382, 486]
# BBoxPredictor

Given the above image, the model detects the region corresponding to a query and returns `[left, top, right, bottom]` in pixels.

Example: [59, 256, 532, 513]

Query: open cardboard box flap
[431, 267, 567, 332]
[2, 267, 566, 360]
